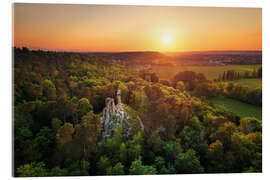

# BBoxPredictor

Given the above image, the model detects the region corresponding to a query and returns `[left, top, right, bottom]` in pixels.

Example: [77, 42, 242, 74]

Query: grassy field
[209, 97, 262, 120]
[150, 65, 261, 80]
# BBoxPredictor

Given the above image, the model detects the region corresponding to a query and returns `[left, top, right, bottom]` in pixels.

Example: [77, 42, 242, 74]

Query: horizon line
[13, 46, 262, 54]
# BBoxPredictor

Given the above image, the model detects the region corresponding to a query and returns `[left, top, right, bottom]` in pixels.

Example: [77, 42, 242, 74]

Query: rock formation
[100, 89, 143, 138]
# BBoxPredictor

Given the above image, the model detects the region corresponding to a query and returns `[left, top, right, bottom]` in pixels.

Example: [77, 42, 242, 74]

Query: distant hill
[90, 51, 173, 66]
[90, 51, 262, 66]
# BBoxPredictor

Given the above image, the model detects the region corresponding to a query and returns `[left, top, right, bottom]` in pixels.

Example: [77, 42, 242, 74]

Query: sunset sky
[13, 3, 262, 52]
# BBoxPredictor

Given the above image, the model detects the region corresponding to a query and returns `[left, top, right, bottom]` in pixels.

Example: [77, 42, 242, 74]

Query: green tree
[34, 126, 55, 159]
[56, 97, 76, 122]
[207, 140, 225, 172]
[64, 159, 90, 176]
[174, 149, 204, 174]
[129, 157, 157, 175]
[42, 79, 56, 101]
[162, 140, 182, 163]
[180, 116, 208, 155]
[154, 156, 166, 172]
[15, 125, 42, 163]
[164, 114, 177, 140]
[73, 111, 101, 157]
[97, 156, 111, 175]
[17, 162, 48, 177]
[51, 118, 62, 133]
[231, 132, 257, 171]
[50, 166, 68, 176]
[112, 162, 125, 175]
[78, 98, 93, 117]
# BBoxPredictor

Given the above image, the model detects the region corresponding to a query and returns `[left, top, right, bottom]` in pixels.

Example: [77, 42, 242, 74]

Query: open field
[209, 97, 262, 120]
[150, 65, 261, 80]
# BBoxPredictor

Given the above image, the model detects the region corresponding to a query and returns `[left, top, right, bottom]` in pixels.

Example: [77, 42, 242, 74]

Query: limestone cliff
[100, 90, 143, 137]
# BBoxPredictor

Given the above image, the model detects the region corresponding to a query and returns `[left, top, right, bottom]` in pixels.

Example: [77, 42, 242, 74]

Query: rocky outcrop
[100, 90, 143, 138]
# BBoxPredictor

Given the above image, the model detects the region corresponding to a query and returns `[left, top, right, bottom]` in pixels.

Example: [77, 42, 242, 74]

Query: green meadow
[209, 97, 262, 120]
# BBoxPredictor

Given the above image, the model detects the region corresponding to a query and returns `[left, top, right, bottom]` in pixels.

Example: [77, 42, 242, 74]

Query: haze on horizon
[13, 3, 262, 52]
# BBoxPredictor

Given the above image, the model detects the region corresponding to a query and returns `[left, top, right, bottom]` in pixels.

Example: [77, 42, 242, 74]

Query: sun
[162, 34, 172, 45]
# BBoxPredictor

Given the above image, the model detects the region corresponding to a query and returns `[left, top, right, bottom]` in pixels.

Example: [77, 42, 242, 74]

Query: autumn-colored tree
[240, 117, 262, 134]
[56, 123, 75, 156]
[207, 140, 225, 172]
[210, 121, 237, 150]
[175, 81, 185, 91]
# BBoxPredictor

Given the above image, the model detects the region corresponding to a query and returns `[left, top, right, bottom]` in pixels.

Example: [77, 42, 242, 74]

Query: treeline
[167, 70, 262, 107]
[140, 69, 209, 92]
[216, 67, 262, 81]
[13, 48, 262, 176]
[221, 82, 262, 106]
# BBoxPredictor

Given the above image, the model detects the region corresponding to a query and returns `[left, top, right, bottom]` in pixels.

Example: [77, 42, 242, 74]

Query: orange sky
[13, 3, 262, 52]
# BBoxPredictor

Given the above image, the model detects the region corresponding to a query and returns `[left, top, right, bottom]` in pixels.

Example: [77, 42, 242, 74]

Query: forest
[13, 47, 262, 176]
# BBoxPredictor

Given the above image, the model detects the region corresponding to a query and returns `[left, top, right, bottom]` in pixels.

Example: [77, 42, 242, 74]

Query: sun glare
[162, 34, 172, 45]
